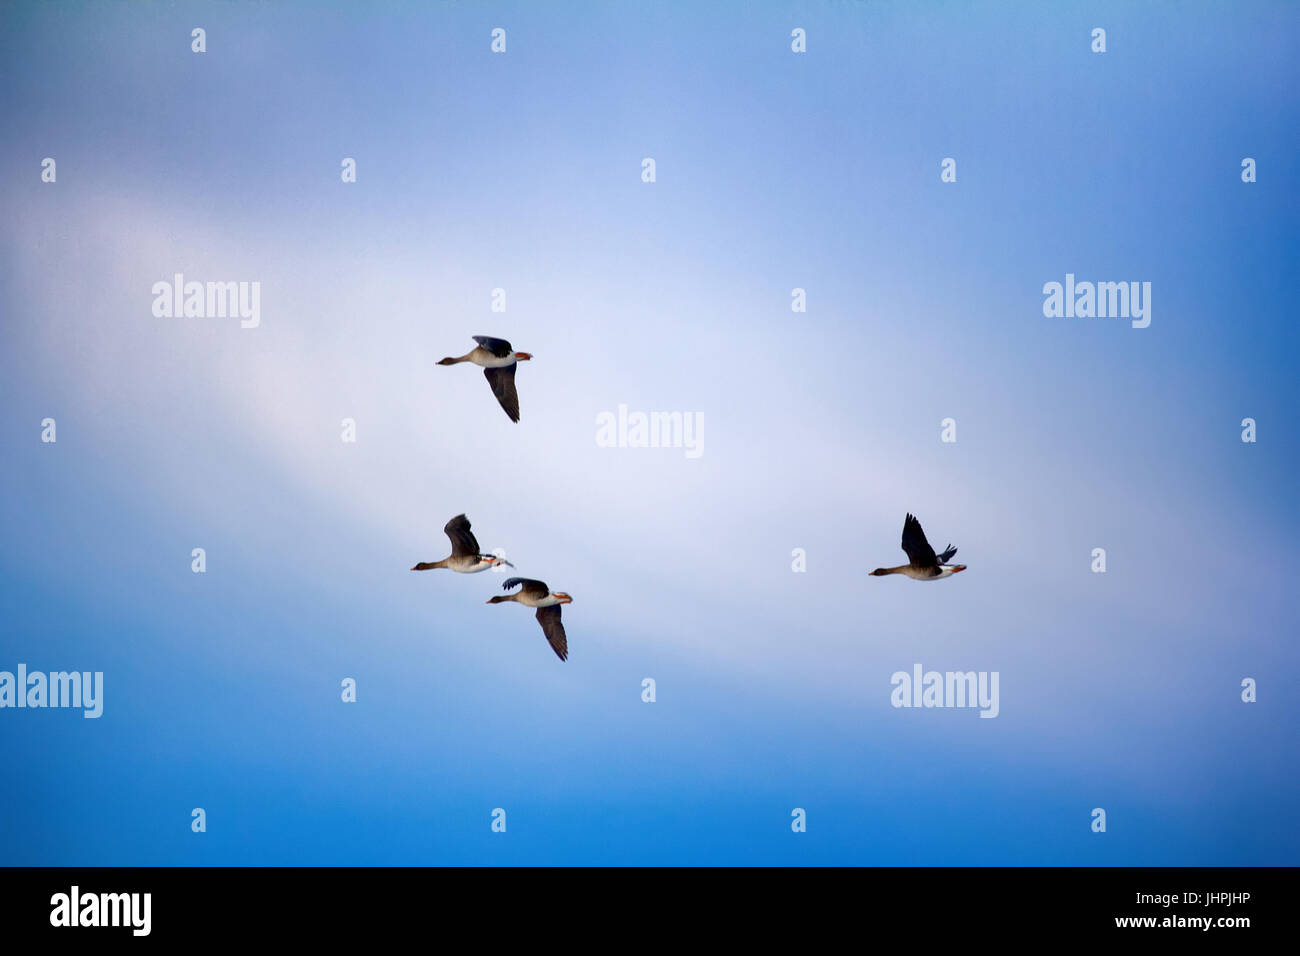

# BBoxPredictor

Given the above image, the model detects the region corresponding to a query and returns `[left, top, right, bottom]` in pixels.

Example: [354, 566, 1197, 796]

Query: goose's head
[869, 568, 890, 576]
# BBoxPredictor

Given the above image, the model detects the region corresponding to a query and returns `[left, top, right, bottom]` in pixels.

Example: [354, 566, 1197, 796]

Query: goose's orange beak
[515, 352, 533, 361]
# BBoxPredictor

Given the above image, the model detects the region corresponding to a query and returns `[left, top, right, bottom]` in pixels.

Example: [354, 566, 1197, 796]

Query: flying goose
[487, 577, 572, 661]
[437, 335, 532, 422]
[411, 514, 513, 573]
[870, 513, 966, 580]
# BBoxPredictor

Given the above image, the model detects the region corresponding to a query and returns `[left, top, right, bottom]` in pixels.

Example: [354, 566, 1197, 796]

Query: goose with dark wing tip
[437, 335, 532, 422]
[870, 513, 967, 580]
[411, 514, 513, 573]
[486, 577, 572, 661]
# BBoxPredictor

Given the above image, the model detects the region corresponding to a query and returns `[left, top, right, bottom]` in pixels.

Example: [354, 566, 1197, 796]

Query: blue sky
[1, 1, 1297, 865]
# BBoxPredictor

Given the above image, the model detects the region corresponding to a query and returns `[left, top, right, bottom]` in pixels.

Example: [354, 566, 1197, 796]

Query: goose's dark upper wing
[501, 577, 549, 600]
[483, 364, 520, 422]
[443, 513, 481, 558]
[536, 605, 568, 661]
[472, 335, 513, 358]
[901, 513, 939, 568]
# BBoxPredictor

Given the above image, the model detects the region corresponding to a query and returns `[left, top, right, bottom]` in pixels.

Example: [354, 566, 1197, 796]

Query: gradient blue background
[2, 1, 1296, 865]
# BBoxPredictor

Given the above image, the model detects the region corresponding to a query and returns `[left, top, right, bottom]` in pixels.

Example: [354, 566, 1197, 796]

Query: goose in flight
[870, 513, 967, 580]
[486, 577, 572, 661]
[437, 335, 532, 422]
[411, 514, 513, 573]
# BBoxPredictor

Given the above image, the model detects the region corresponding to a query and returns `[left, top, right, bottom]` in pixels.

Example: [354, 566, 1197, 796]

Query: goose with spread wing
[870, 513, 966, 580]
[411, 513, 513, 573]
[437, 335, 532, 422]
[487, 577, 572, 661]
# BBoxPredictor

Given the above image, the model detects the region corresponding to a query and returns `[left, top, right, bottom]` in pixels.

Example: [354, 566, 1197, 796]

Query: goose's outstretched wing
[443, 514, 481, 558]
[901, 513, 939, 568]
[501, 577, 549, 600]
[536, 605, 568, 661]
[472, 335, 514, 358]
[483, 364, 521, 422]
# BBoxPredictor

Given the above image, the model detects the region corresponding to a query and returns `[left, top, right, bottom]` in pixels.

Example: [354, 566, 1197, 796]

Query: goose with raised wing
[870, 513, 967, 580]
[411, 514, 513, 573]
[486, 577, 572, 661]
[437, 335, 532, 422]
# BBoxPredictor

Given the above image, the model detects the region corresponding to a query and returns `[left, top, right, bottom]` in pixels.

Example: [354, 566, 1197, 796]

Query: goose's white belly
[903, 566, 955, 581]
[450, 555, 493, 573]
[471, 349, 517, 368]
